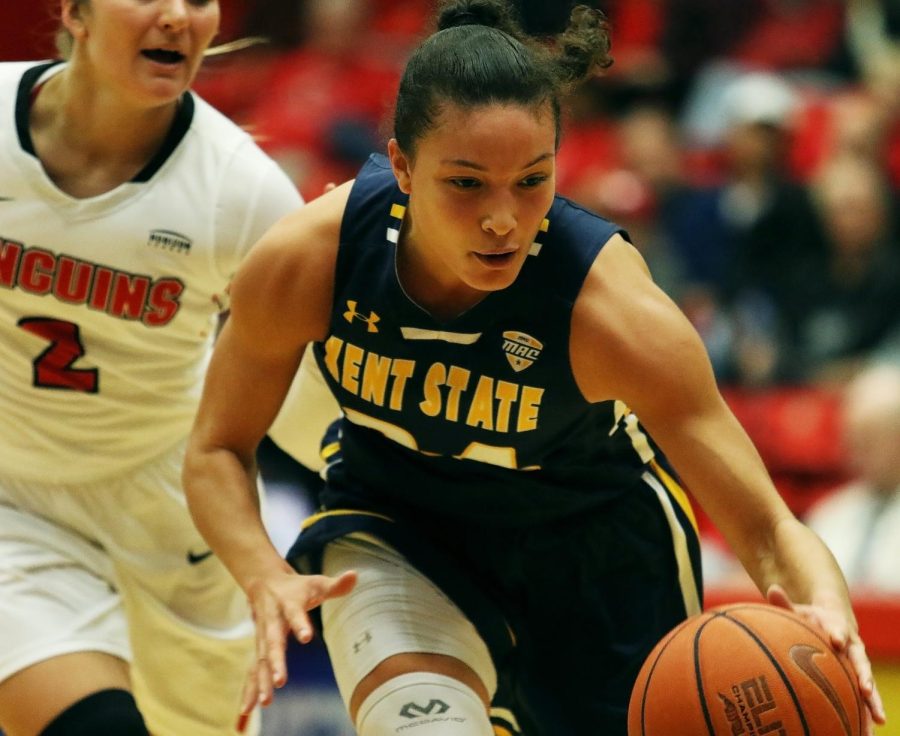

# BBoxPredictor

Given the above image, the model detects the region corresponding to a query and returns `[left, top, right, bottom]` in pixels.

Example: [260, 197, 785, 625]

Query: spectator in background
[565, 104, 690, 302]
[729, 0, 845, 74]
[844, 0, 900, 84]
[778, 154, 900, 384]
[805, 363, 900, 593]
[656, 0, 762, 110]
[668, 72, 823, 384]
[657, 0, 845, 113]
[246, 0, 402, 200]
[790, 55, 900, 190]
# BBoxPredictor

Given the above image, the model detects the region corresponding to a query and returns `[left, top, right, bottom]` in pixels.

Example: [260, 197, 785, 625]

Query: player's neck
[395, 233, 487, 322]
[29, 66, 178, 197]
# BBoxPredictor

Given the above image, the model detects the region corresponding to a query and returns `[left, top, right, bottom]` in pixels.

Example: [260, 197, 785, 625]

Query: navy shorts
[288, 467, 702, 735]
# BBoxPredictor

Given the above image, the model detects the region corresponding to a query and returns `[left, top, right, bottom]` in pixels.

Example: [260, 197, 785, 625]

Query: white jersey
[0, 61, 303, 483]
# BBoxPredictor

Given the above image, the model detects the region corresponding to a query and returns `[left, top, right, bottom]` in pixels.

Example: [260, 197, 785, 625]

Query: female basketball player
[0, 1, 323, 734]
[184, 1, 887, 734]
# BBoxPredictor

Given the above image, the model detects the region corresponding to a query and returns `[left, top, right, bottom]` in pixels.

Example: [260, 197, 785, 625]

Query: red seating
[721, 386, 849, 514]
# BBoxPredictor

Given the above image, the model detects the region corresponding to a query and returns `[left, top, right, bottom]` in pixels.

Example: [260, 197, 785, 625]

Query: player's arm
[182, 182, 357, 710]
[570, 235, 885, 726]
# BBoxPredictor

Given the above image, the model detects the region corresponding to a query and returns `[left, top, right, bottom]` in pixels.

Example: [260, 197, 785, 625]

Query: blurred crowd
[4, 0, 898, 592]
[191, 0, 900, 592]
[192, 0, 900, 392]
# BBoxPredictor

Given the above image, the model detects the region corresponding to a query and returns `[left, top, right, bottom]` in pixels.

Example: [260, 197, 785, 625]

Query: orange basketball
[628, 603, 864, 736]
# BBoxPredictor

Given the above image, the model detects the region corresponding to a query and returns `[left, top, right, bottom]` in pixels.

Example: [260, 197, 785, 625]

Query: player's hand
[236, 568, 357, 732]
[766, 584, 886, 734]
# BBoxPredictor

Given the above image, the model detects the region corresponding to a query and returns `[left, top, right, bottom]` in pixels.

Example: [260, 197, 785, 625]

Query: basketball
[628, 603, 864, 736]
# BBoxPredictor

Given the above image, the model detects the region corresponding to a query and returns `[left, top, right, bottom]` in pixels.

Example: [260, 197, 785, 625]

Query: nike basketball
[628, 602, 863, 736]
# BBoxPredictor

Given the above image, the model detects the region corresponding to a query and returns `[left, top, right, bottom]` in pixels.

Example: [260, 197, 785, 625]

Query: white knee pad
[356, 672, 494, 736]
[320, 534, 497, 707]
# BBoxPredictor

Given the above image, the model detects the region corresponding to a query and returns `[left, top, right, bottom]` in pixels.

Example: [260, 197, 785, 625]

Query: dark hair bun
[437, 0, 506, 31]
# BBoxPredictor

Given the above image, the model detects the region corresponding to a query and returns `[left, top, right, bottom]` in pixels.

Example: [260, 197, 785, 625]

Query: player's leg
[0, 654, 146, 736]
[0, 488, 142, 736]
[106, 446, 257, 736]
[321, 534, 497, 735]
[123, 584, 256, 736]
[500, 470, 703, 733]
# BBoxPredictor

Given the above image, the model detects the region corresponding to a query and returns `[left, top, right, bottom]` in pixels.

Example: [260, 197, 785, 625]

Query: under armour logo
[400, 699, 450, 719]
[344, 300, 380, 332]
[352, 630, 372, 654]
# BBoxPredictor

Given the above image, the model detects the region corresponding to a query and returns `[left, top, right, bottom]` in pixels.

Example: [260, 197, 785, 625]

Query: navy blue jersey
[293, 156, 704, 735]
[312, 154, 670, 527]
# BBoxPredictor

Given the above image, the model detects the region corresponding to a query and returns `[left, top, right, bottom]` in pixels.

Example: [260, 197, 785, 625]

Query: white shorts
[0, 444, 256, 736]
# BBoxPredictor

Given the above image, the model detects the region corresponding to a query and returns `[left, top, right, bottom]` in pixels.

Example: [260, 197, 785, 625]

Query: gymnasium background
[3, 1, 898, 733]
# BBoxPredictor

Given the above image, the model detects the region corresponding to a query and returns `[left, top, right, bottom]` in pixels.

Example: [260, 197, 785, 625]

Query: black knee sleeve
[41, 689, 150, 736]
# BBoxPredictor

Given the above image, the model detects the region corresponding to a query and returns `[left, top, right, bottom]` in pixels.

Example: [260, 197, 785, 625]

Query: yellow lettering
[445, 366, 471, 422]
[494, 380, 519, 433]
[419, 362, 446, 417]
[341, 343, 364, 394]
[517, 386, 543, 432]
[389, 359, 415, 410]
[344, 407, 418, 451]
[360, 351, 391, 406]
[322, 336, 343, 382]
[457, 442, 517, 468]
[466, 375, 495, 430]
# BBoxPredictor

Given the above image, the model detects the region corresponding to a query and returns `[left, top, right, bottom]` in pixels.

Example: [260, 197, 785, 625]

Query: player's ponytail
[393, 0, 612, 155]
[555, 5, 614, 84]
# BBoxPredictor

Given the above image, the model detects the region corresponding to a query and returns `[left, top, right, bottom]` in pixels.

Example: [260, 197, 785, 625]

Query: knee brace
[321, 535, 497, 708]
[356, 672, 494, 735]
[41, 689, 149, 736]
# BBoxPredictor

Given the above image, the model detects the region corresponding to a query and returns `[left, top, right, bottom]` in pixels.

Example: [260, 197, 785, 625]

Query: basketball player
[183, 1, 887, 734]
[0, 1, 330, 734]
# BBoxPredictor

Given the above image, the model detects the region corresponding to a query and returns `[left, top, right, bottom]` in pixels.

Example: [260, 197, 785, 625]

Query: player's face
[389, 101, 556, 315]
[65, 0, 219, 105]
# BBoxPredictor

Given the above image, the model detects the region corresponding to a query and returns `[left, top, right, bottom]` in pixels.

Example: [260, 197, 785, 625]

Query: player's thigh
[0, 501, 131, 735]
[83, 451, 257, 735]
[0, 652, 131, 736]
[320, 534, 497, 719]
[114, 534, 255, 735]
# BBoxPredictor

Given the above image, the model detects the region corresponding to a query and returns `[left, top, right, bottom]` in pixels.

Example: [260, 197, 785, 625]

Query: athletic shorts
[288, 463, 704, 736]
[0, 443, 257, 736]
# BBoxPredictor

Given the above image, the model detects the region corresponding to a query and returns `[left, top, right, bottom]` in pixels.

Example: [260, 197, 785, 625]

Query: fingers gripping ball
[628, 603, 864, 736]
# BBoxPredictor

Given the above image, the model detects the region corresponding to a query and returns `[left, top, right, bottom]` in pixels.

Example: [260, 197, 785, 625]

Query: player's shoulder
[526, 194, 627, 295]
[341, 153, 405, 239]
[0, 60, 48, 79]
[348, 153, 397, 200]
[547, 193, 625, 244]
[185, 92, 299, 210]
[0, 60, 50, 100]
[278, 179, 352, 249]
[186, 92, 279, 173]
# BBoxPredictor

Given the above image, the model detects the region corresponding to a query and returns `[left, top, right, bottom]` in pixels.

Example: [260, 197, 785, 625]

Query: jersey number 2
[18, 317, 99, 393]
